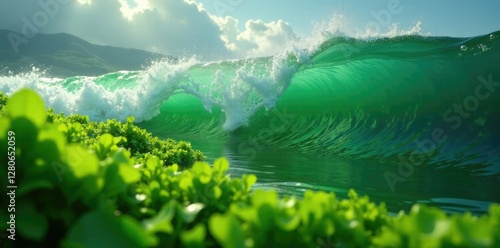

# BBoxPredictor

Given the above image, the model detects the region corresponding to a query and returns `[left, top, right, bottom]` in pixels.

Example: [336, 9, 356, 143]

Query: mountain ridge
[0, 29, 167, 77]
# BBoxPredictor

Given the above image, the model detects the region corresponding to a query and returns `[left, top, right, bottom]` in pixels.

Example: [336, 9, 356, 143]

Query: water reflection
[152, 130, 499, 215]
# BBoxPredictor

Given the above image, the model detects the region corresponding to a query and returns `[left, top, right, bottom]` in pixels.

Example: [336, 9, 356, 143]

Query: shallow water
[153, 132, 499, 215]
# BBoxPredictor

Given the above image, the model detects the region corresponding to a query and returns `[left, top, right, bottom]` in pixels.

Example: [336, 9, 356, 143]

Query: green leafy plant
[1, 91, 204, 169]
[47, 110, 204, 168]
[0, 89, 157, 247]
[0, 89, 499, 248]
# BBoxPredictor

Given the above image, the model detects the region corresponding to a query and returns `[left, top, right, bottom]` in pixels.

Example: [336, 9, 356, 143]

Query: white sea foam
[0, 59, 198, 122]
[0, 54, 300, 131]
[182, 54, 300, 131]
[1, 16, 422, 131]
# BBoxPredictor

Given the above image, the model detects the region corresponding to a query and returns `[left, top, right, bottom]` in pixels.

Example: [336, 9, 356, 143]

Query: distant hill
[0, 30, 166, 77]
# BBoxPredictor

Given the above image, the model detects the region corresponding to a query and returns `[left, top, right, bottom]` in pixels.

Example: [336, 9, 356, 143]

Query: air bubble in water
[460, 45, 468, 51]
[478, 44, 489, 52]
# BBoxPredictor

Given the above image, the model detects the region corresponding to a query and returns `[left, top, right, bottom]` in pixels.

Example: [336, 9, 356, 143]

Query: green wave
[2, 31, 499, 176]
[143, 32, 500, 175]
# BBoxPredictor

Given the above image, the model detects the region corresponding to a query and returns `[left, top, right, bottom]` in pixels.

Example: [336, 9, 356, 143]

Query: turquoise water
[2, 31, 500, 214]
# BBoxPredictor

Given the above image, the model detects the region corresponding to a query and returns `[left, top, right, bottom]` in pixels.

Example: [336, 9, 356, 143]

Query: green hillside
[0, 30, 166, 77]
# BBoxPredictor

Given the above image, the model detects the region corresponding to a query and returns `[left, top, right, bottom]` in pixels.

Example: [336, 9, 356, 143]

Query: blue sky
[194, 0, 500, 37]
[1, 0, 499, 59]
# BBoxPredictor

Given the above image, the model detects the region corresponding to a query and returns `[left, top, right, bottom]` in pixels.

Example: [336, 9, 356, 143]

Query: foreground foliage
[0, 91, 204, 168]
[0, 89, 499, 248]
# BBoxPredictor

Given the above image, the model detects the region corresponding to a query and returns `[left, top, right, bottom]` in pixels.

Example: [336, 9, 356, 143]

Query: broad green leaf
[212, 185, 222, 200]
[372, 229, 403, 247]
[57, 123, 68, 133]
[242, 174, 257, 191]
[109, 149, 140, 184]
[180, 176, 193, 191]
[275, 210, 301, 232]
[299, 199, 323, 226]
[112, 148, 132, 165]
[213, 157, 229, 173]
[99, 133, 114, 148]
[209, 213, 246, 248]
[230, 203, 257, 222]
[192, 162, 212, 184]
[94, 133, 117, 159]
[65, 144, 99, 179]
[454, 214, 493, 247]
[169, 163, 179, 172]
[103, 163, 127, 196]
[119, 164, 141, 184]
[113, 136, 124, 145]
[181, 224, 206, 248]
[146, 156, 161, 172]
[7, 89, 46, 127]
[143, 202, 176, 234]
[252, 190, 278, 208]
[411, 205, 449, 237]
[311, 191, 332, 207]
[65, 210, 157, 248]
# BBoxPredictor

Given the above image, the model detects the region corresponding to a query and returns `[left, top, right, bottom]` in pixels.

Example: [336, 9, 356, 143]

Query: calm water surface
[155, 132, 498, 215]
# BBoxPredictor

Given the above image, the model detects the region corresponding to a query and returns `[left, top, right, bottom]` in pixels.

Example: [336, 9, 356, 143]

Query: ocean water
[1, 31, 500, 214]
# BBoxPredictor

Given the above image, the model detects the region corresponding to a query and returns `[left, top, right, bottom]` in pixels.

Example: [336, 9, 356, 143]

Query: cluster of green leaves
[46, 111, 204, 168]
[373, 204, 500, 247]
[1, 89, 499, 248]
[0, 89, 147, 247]
[208, 189, 391, 248]
[0, 89, 253, 247]
[204, 191, 500, 248]
[0, 96, 202, 168]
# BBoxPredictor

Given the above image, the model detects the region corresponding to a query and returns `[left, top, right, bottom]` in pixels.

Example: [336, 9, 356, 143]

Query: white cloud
[209, 11, 297, 57]
[48, 0, 231, 59]
[1, 0, 298, 59]
[118, 0, 151, 21]
[237, 19, 296, 57]
[77, 0, 92, 5]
